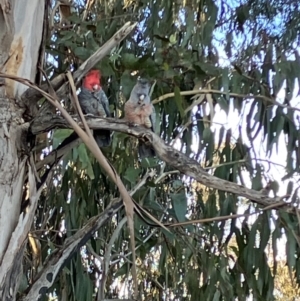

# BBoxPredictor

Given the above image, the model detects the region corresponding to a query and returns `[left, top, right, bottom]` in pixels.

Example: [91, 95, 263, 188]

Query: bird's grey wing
[78, 88, 98, 115]
[92, 89, 111, 147]
[99, 89, 111, 117]
[94, 89, 110, 117]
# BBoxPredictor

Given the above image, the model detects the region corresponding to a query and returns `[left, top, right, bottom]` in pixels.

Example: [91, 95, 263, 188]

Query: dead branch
[19, 198, 124, 301]
[19, 169, 156, 301]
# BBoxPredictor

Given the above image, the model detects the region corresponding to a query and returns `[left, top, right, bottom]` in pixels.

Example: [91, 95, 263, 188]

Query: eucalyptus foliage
[30, 0, 300, 300]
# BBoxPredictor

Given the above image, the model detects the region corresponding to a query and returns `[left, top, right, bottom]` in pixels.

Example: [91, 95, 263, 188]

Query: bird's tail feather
[94, 130, 111, 148]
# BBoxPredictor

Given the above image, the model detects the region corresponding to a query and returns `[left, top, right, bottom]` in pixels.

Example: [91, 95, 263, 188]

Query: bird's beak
[93, 84, 100, 91]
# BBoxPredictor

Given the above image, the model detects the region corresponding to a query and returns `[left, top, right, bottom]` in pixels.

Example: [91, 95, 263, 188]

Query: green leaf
[18, 274, 29, 293]
[286, 180, 294, 196]
[286, 228, 296, 268]
[202, 3, 218, 45]
[181, 7, 194, 47]
[124, 167, 141, 184]
[120, 71, 136, 98]
[222, 68, 230, 100]
[122, 53, 139, 69]
[140, 157, 158, 168]
[225, 31, 233, 58]
[169, 33, 177, 45]
[202, 127, 212, 144]
[53, 129, 74, 149]
[214, 164, 229, 180]
[115, 262, 130, 277]
[98, 58, 114, 76]
[58, 31, 75, 43]
[292, 187, 300, 202]
[216, 96, 229, 114]
[251, 164, 263, 190]
[217, 126, 225, 149]
[159, 242, 167, 269]
[74, 47, 92, 60]
[259, 212, 270, 250]
[170, 192, 187, 222]
[172, 179, 183, 190]
[77, 144, 94, 179]
[164, 68, 176, 79]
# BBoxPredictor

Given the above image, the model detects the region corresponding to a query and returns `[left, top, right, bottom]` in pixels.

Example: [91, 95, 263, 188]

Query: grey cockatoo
[78, 69, 111, 147]
[124, 78, 156, 158]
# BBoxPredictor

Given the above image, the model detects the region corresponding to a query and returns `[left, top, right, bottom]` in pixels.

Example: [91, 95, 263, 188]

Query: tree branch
[19, 198, 124, 301]
[20, 169, 156, 301]
[30, 115, 293, 211]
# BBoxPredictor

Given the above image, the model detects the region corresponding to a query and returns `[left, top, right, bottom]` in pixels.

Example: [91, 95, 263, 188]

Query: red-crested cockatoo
[124, 78, 156, 158]
[78, 70, 111, 147]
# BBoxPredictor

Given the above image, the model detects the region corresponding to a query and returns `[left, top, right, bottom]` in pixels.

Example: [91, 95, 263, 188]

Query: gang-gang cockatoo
[124, 78, 156, 158]
[78, 70, 111, 147]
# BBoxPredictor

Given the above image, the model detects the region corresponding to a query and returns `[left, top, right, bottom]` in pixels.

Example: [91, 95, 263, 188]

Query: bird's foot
[128, 121, 139, 127]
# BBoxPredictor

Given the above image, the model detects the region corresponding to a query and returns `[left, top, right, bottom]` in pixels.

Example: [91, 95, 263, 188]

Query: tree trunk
[0, 0, 44, 299]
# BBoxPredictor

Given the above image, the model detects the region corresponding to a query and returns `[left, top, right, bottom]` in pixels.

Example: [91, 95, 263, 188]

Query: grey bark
[0, 1, 45, 300]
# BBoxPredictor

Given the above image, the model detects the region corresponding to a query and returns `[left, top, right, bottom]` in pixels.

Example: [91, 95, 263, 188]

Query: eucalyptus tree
[1, 0, 300, 300]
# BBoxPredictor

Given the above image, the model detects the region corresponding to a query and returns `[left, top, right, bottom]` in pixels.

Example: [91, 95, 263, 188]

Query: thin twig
[170, 201, 289, 228]
[204, 159, 246, 170]
[151, 89, 300, 113]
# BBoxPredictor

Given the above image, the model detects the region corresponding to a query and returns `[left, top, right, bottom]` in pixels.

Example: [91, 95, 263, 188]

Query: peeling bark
[0, 1, 45, 300]
[0, 97, 28, 301]
[0, 96, 26, 260]
[4, 0, 45, 97]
